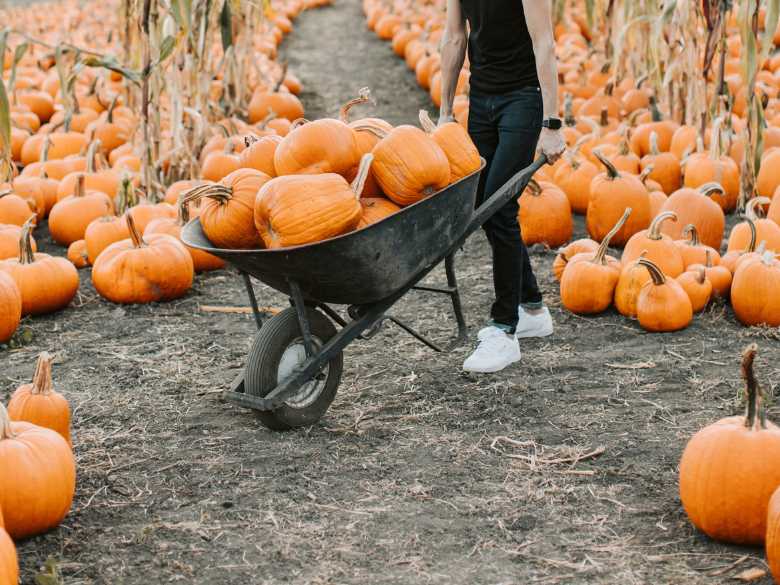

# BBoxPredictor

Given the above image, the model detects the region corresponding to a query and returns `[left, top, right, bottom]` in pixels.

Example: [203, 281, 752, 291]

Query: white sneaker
[462, 326, 521, 373]
[516, 306, 554, 339]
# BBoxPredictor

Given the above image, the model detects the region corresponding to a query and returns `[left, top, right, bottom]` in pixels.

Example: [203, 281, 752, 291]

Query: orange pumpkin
[767, 487, 780, 582]
[0, 271, 21, 344]
[674, 224, 721, 268]
[731, 251, 780, 327]
[614, 252, 651, 318]
[255, 154, 373, 249]
[586, 151, 650, 247]
[239, 134, 282, 177]
[48, 175, 114, 246]
[248, 87, 305, 123]
[0, 190, 35, 226]
[371, 125, 450, 206]
[274, 118, 361, 178]
[0, 402, 76, 540]
[518, 180, 573, 248]
[92, 212, 195, 303]
[554, 145, 599, 214]
[8, 352, 71, 446]
[676, 266, 712, 313]
[688, 250, 732, 299]
[683, 123, 741, 212]
[0, 517, 17, 585]
[0, 223, 36, 260]
[67, 239, 90, 268]
[418, 110, 480, 182]
[0, 219, 79, 315]
[635, 258, 693, 332]
[357, 197, 401, 229]
[680, 345, 780, 545]
[727, 197, 780, 253]
[640, 132, 681, 194]
[552, 238, 599, 281]
[658, 183, 725, 250]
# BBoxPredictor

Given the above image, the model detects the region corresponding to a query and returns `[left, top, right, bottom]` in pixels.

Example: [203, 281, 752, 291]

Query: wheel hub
[277, 337, 329, 409]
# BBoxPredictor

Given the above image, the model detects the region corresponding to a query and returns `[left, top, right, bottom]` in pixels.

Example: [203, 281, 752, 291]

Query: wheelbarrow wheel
[244, 307, 343, 431]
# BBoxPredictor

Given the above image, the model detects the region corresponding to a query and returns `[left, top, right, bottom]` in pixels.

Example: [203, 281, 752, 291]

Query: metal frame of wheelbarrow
[182, 156, 546, 414]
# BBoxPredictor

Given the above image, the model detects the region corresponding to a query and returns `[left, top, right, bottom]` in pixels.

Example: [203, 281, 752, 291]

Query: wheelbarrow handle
[466, 154, 548, 236]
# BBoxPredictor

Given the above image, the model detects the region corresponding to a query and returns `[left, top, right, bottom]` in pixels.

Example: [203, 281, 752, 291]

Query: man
[438, 0, 566, 373]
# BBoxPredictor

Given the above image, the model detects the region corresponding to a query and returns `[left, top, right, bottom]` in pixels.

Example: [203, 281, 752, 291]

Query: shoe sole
[463, 356, 521, 374]
[516, 328, 554, 339]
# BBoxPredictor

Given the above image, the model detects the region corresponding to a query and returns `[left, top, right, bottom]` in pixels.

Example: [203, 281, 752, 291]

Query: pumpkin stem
[350, 154, 374, 198]
[31, 352, 54, 396]
[741, 344, 764, 430]
[743, 217, 758, 253]
[86, 139, 102, 173]
[258, 111, 277, 131]
[181, 183, 230, 207]
[593, 149, 620, 180]
[125, 210, 145, 248]
[418, 109, 437, 134]
[593, 208, 632, 265]
[599, 107, 609, 128]
[339, 87, 372, 124]
[75, 174, 86, 198]
[290, 118, 309, 130]
[649, 95, 662, 123]
[682, 224, 700, 247]
[647, 211, 677, 240]
[698, 182, 725, 199]
[649, 131, 660, 156]
[18, 215, 36, 264]
[177, 190, 191, 226]
[637, 257, 666, 286]
[704, 249, 714, 268]
[639, 164, 654, 185]
[527, 179, 542, 197]
[694, 266, 706, 285]
[745, 197, 771, 221]
[0, 403, 15, 440]
[40, 134, 52, 164]
[273, 62, 289, 93]
[350, 121, 389, 140]
[106, 93, 120, 124]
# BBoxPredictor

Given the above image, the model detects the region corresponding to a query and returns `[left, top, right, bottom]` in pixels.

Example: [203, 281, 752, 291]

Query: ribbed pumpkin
[8, 352, 71, 446]
[0, 223, 36, 260]
[688, 251, 732, 299]
[721, 219, 759, 274]
[658, 183, 725, 250]
[418, 110, 480, 182]
[48, 175, 114, 246]
[248, 86, 305, 123]
[552, 238, 599, 281]
[560, 209, 630, 314]
[683, 133, 740, 212]
[274, 118, 361, 178]
[190, 168, 271, 250]
[0, 190, 35, 226]
[587, 151, 650, 246]
[674, 224, 721, 268]
[0, 271, 21, 344]
[357, 197, 401, 229]
[0, 219, 79, 315]
[614, 252, 651, 318]
[731, 251, 780, 327]
[640, 132, 681, 194]
[0, 402, 76, 540]
[201, 140, 242, 182]
[518, 180, 573, 248]
[629, 102, 679, 156]
[635, 258, 693, 332]
[164, 180, 208, 206]
[145, 194, 226, 273]
[621, 211, 684, 277]
[677, 266, 712, 313]
[680, 345, 780, 545]
[554, 145, 599, 214]
[371, 125, 450, 206]
[727, 197, 780, 253]
[255, 154, 373, 248]
[92, 212, 194, 304]
[239, 134, 282, 177]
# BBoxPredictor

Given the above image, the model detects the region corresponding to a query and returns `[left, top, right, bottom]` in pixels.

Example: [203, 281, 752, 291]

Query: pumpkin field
[2, 0, 780, 583]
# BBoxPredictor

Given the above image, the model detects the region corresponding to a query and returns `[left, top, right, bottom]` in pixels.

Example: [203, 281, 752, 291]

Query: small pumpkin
[0, 271, 21, 344]
[0, 190, 36, 227]
[731, 251, 780, 327]
[721, 218, 759, 274]
[518, 180, 573, 248]
[621, 211, 684, 277]
[679, 344, 780, 545]
[688, 251, 732, 299]
[640, 132, 681, 194]
[188, 168, 271, 250]
[767, 487, 780, 582]
[683, 122, 741, 212]
[357, 197, 401, 229]
[727, 197, 780, 253]
[239, 134, 282, 177]
[418, 110, 480, 182]
[552, 238, 599, 282]
[676, 266, 712, 313]
[255, 154, 372, 248]
[0, 402, 76, 540]
[554, 143, 599, 214]
[635, 258, 693, 332]
[92, 212, 195, 304]
[370, 125, 451, 206]
[560, 208, 630, 314]
[586, 151, 651, 247]
[48, 175, 114, 246]
[614, 251, 651, 318]
[8, 352, 71, 446]
[674, 224, 721, 268]
[201, 139, 242, 182]
[0, 218, 79, 315]
[67, 239, 90, 268]
[0, 223, 36, 260]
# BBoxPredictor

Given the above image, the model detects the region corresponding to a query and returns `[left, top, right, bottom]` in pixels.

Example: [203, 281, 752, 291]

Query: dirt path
[4, 1, 780, 584]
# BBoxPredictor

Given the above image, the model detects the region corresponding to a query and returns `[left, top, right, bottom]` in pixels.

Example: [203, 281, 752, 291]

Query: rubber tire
[244, 307, 342, 431]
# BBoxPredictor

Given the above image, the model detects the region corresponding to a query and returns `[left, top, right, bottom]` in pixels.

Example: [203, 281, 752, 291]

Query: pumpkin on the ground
[554, 144, 599, 214]
[0, 510, 17, 585]
[614, 252, 651, 318]
[727, 197, 780, 253]
[676, 267, 712, 313]
[621, 211, 684, 277]
[679, 344, 780, 545]
[0, 190, 35, 227]
[92, 212, 194, 304]
[0, 402, 76, 540]
[0, 219, 79, 315]
[635, 257, 693, 332]
[255, 154, 373, 248]
[767, 487, 780, 582]
[731, 251, 780, 327]
[0, 271, 21, 344]
[675, 224, 721, 268]
[0, 223, 35, 260]
[48, 175, 114, 246]
[67, 239, 90, 268]
[688, 251, 732, 299]
[640, 132, 681, 194]
[553, 238, 599, 281]
[658, 183, 725, 250]
[8, 352, 71, 446]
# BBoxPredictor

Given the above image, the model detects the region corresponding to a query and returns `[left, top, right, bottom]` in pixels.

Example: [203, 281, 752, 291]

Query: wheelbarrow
[181, 156, 546, 430]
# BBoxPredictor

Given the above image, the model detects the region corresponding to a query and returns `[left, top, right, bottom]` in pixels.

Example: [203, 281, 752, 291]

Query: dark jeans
[468, 86, 544, 332]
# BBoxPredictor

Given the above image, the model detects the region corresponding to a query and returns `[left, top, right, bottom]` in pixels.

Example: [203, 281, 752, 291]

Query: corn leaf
[761, 0, 780, 65]
[83, 55, 142, 84]
[0, 29, 8, 69]
[220, 0, 233, 50]
[0, 74, 11, 162]
[158, 35, 177, 64]
[8, 42, 28, 92]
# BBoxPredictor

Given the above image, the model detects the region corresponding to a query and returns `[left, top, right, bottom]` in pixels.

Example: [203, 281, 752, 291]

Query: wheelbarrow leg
[444, 253, 468, 348]
[240, 271, 263, 331]
[288, 279, 316, 357]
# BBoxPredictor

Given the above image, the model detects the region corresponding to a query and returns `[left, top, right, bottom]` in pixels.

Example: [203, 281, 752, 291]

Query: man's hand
[538, 127, 565, 164]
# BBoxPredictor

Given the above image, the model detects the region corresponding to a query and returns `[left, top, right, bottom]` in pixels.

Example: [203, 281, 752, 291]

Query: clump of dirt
[3, 1, 779, 584]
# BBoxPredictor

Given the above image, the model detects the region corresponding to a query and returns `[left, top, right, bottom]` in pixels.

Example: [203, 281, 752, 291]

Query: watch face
[546, 118, 562, 130]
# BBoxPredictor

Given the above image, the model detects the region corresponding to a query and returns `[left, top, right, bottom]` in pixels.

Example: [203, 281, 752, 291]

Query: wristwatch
[542, 117, 562, 130]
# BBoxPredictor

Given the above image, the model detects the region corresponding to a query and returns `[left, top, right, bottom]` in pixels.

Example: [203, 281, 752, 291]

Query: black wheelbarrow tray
[181, 156, 546, 430]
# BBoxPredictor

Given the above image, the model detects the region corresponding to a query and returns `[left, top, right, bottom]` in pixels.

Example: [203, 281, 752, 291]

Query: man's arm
[522, 0, 565, 163]
[438, 0, 467, 123]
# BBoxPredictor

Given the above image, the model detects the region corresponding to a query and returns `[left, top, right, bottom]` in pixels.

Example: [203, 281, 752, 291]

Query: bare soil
[3, 1, 780, 583]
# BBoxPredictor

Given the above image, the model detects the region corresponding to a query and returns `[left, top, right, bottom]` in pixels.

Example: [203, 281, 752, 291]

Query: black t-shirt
[460, 0, 540, 94]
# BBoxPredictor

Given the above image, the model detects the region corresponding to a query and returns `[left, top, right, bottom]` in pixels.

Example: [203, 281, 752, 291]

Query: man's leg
[480, 87, 543, 331]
